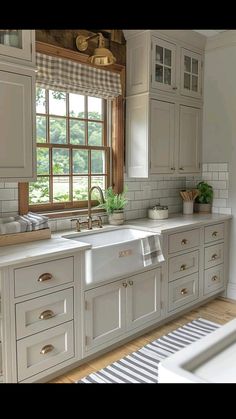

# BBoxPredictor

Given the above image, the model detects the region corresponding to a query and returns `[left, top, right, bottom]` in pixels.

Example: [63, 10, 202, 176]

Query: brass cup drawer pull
[180, 264, 187, 271]
[211, 253, 218, 260]
[211, 275, 218, 282]
[40, 344, 54, 355]
[128, 280, 133, 286]
[37, 273, 53, 282]
[212, 231, 218, 237]
[122, 282, 127, 288]
[39, 309, 55, 320]
[180, 288, 188, 295]
[181, 239, 188, 245]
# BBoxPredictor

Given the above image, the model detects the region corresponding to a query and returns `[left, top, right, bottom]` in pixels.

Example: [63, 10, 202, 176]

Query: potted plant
[194, 181, 213, 213]
[99, 186, 128, 225]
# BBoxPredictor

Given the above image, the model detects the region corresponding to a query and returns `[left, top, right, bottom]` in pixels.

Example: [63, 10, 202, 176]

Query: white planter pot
[108, 211, 125, 225]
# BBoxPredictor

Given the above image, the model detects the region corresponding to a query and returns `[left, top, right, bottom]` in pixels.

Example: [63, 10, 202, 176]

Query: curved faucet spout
[88, 186, 105, 220]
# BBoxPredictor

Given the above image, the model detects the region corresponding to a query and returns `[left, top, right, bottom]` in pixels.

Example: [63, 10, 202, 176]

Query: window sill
[37, 208, 106, 219]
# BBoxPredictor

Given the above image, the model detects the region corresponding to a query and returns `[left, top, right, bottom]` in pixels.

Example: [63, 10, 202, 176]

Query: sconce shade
[76, 32, 116, 66]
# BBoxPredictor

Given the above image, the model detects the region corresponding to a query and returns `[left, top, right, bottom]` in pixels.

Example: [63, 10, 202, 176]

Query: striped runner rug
[77, 318, 220, 383]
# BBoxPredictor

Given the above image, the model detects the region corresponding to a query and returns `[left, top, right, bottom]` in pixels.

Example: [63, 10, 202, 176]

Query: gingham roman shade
[36, 52, 122, 99]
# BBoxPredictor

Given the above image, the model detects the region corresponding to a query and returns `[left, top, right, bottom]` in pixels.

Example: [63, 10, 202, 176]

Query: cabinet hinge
[85, 300, 89, 310]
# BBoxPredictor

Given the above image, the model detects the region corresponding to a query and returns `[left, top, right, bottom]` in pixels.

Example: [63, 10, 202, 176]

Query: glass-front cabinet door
[151, 37, 177, 93]
[181, 48, 202, 98]
[0, 30, 32, 63]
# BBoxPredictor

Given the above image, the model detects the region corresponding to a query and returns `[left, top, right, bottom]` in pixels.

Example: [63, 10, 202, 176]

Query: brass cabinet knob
[212, 231, 218, 237]
[180, 264, 187, 271]
[37, 273, 53, 282]
[179, 167, 184, 171]
[172, 86, 178, 90]
[171, 167, 175, 171]
[211, 275, 218, 282]
[40, 344, 54, 355]
[122, 282, 127, 288]
[180, 288, 188, 295]
[211, 253, 218, 260]
[39, 309, 55, 320]
[181, 239, 188, 245]
[128, 280, 133, 286]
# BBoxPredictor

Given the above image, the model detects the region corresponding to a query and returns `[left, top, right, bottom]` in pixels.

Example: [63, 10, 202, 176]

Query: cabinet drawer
[168, 273, 199, 312]
[168, 229, 200, 254]
[15, 288, 74, 339]
[205, 223, 224, 244]
[204, 265, 224, 296]
[14, 257, 74, 297]
[17, 321, 74, 382]
[204, 243, 224, 270]
[169, 250, 199, 282]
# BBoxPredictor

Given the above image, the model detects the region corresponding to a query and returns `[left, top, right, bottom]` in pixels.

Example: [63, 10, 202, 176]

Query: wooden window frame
[19, 41, 125, 217]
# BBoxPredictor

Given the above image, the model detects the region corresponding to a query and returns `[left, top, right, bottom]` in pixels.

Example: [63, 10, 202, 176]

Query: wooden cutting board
[0, 228, 51, 247]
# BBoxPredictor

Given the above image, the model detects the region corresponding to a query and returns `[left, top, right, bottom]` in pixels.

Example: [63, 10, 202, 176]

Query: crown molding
[206, 30, 236, 51]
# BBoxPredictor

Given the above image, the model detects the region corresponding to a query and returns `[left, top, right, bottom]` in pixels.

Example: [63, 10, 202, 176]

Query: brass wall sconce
[76, 32, 116, 66]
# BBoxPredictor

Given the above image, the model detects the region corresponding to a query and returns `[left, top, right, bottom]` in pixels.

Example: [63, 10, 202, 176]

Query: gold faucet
[71, 186, 105, 231]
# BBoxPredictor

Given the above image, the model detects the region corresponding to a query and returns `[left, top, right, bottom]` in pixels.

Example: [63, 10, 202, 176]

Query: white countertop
[0, 213, 231, 268]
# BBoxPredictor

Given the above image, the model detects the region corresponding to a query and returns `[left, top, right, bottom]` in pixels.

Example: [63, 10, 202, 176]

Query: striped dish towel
[141, 234, 164, 267]
[0, 212, 49, 235]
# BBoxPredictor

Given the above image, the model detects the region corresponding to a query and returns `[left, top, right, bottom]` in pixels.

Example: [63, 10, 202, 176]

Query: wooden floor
[51, 297, 236, 383]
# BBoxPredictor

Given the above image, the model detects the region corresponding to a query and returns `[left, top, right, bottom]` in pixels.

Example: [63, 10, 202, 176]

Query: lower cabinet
[84, 267, 162, 354]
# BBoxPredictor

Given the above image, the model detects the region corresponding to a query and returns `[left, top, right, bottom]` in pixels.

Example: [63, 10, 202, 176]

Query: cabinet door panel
[181, 48, 202, 98]
[150, 99, 175, 174]
[151, 37, 177, 93]
[126, 32, 149, 95]
[126, 268, 161, 330]
[178, 105, 201, 173]
[84, 282, 126, 353]
[0, 30, 32, 63]
[0, 68, 35, 180]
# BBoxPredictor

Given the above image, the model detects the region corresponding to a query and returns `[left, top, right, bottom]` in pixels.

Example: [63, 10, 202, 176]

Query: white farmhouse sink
[63, 227, 162, 284]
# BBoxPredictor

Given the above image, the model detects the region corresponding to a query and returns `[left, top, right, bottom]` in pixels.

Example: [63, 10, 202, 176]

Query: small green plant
[195, 181, 213, 204]
[99, 186, 128, 214]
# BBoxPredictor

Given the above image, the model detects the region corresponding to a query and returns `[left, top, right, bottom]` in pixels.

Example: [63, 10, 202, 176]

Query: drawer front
[205, 223, 224, 244]
[15, 288, 74, 339]
[17, 321, 74, 382]
[14, 257, 74, 297]
[169, 250, 199, 282]
[168, 273, 199, 312]
[168, 229, 200, 254]
[204, 243, 224, 270]
[204, 265, 224, 295]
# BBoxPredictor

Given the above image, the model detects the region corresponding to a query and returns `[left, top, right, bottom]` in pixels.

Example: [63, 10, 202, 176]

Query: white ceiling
[193, 30, 228, 37]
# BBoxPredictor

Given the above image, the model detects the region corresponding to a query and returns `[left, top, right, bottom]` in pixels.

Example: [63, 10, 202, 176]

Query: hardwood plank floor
[51, 297, 236, 383]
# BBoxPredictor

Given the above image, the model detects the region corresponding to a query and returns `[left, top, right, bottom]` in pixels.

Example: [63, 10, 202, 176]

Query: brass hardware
[181, 239, 188, 245]
[180, 264, 187, 271]
[171, 167, 175, 170]
[119, 249, 132, 258]
[212, 231, 218, 237]
[87, 186, 105, 230]
[180, 288, 188, 295]
[128, 280, 133, 286]
[37, 273, 53, 282]
[40, 344, 54, 355]
[76, 32, 116, 66]
[211, 275, 218, 282]
[211, 253, 218, 260]
[172, 86, 178, 90]
[179, 167, 184, 171]
[122, 282, 127, 288]
[39, 310, 55, 320]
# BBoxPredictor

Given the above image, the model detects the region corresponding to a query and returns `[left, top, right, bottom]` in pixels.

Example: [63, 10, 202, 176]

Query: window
[29, 86, 110, 212]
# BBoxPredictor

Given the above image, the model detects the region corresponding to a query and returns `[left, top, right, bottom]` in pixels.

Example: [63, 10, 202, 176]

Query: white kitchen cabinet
[180, 48, 202, 98]
[151, 37, 177, 93]
[0, 30, 34, 66]
[178, 104, 201, 173]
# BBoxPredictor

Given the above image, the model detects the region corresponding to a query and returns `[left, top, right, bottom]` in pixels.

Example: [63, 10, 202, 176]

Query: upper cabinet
[0, 30, 35, 66]
[0, 30, 36, 181]
[181, 48, 202, 98]
[151, 37, 177, 93]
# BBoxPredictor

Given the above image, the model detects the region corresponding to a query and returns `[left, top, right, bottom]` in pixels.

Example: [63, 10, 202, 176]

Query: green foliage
[195, 181, 213, 204]
[99, 187, 128, 214]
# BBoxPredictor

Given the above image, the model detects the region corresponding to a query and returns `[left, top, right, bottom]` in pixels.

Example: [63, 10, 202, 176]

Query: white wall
[203, 32, 236, 298]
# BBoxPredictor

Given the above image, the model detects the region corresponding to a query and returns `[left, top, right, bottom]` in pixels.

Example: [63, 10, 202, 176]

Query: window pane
[155, 46, 163, 63]
[52, 148, 69, 174]
[50, 118, 67, 144]
[49, 90, 66, 116]
[91, 150, 105, 174]
[36, 116, 47, 143]
[164, 67, 171, 85]
[37, 148, 49, 175]
[73, 176, 88, 200]
[53, 176, 70, 202]
[164, 48, 171, 66]
[88, 96, 102, 120]
[184, 56, 191, 72]
[29, 177, 50, 204]
[36, 87, 46, 114]
[73, 150, 88, 174]
[192, 59, 198, 75]
[91, 176, 106, 194]
[155, 65, 163, 83]
[192, 75, 198, 92]
[184, 73, 191, 90]
[69, 93, 85, 118]
[70, 120, 85, 145]
[88, 122, 103, 145]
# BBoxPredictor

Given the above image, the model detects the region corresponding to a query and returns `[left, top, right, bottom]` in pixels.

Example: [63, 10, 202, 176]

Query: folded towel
[141, 234, 164, 267]
[0, 212, 49, 235]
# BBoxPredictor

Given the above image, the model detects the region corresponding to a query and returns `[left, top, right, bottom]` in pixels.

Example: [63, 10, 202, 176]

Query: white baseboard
[226, 282, 236, 300]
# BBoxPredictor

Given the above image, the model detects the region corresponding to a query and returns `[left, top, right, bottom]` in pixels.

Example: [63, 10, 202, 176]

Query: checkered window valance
[36, 52, 122, 99]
